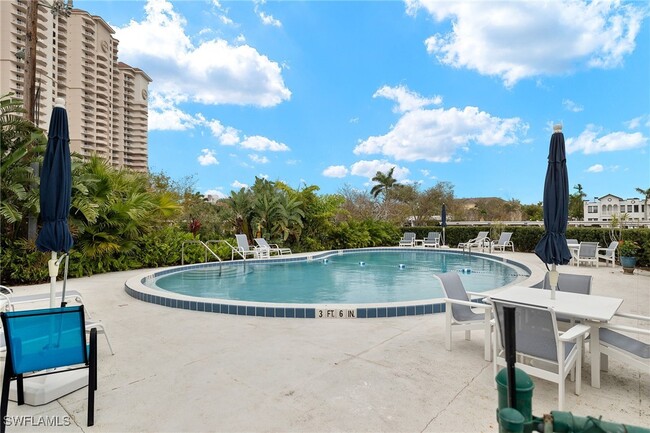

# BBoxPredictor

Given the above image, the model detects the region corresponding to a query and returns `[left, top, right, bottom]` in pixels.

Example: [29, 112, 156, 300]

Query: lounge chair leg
[445, 307, 452, 351]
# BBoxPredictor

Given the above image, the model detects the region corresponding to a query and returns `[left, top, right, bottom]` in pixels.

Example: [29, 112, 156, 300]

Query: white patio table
[488, 286, 623, 388]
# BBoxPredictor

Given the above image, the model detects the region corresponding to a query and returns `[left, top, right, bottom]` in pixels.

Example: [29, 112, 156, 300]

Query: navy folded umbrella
[36, 98, 73, 306]
[36, 100, 73, 253]
[534, 126, 571, 266]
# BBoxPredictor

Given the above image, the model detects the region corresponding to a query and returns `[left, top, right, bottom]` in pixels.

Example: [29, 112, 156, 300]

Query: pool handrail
[181, 240, 223, 266]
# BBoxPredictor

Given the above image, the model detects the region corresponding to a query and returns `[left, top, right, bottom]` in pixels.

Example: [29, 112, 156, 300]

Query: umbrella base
[9, 369, 88, 406]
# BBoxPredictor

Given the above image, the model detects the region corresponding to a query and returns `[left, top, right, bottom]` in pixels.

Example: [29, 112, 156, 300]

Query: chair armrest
[599, 323, 650, 335]
[613, 312, 650, 322]
[559, 324, 590, 342]
[466, 291, 487, 297]
[443, 298, 492, 310]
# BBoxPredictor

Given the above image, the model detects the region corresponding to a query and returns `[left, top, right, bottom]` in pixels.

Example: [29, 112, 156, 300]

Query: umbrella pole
[549, 264, 559, 300]
[47, 252, 61, 308]
[61, 254, 69, 307]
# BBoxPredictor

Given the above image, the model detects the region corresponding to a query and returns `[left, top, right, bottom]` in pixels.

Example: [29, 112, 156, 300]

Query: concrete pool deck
[4, 251, 649, 432]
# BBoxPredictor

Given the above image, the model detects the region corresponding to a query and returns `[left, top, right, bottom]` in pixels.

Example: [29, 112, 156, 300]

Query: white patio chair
[491, 299, 589, 410]
[254, 238, 292, 255]
[233, 234, 259, 260]
[398, 232, 416, 247]
[434, 272, 492, 361]
[490, 232, 514, 252]
[596, 312, 650, 376]
[422, 232, 441, 248]
[530, 273, 592, 329]
[597, 241, 619, 268]
[574, 242, 599, 267]
[458, 231, 490, 252]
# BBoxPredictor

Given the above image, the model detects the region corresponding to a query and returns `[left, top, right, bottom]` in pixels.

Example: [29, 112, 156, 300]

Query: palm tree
[636, 187, 650, 222]
[225, 188, 253, 236]
[569, 184, 587, 220]
[0, 94, 46, 239]
[71, 156, 181, 258]
[370, 167, 400, 201]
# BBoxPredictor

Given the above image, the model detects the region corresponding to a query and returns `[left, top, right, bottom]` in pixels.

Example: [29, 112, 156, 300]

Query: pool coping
[124, 247, 532, 319]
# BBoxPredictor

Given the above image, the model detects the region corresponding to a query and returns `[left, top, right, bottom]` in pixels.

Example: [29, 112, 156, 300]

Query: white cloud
[354, 101, 528, 162]
[374, 85, 442, 113]
[231, 180, 249, 189]
[566, 125, 648, 154]
[349, 160, 410, 181]
[625, 115, 650, 130]
[206, 120, 241, 145]
[587, 164, 604, 173]
[254, 0, 282, 27]
[407, 1, 643, 87]
[148, 92, 203, 130]
[114, 0, 290, 107]
[562, 99, 584, 113]
[204, 188, 227, 199]
[241, 136, 290, 152]
[322, 165, 349, 178]
[249, 154, 270, 164]
[198, 149, 219, 166]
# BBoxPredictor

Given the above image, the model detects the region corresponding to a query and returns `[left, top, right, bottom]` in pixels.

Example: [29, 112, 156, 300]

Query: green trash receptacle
[496, 367, 535, 424]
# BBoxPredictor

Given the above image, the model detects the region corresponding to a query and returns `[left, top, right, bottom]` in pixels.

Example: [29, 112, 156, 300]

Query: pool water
[149, 250, 528, 304]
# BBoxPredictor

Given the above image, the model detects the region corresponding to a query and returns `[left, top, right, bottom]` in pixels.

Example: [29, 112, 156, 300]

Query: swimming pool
[125, 248, 531, 319]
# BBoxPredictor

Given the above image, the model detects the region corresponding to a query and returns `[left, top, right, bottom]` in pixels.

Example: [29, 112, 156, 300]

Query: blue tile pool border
[124, 247, 531, 319]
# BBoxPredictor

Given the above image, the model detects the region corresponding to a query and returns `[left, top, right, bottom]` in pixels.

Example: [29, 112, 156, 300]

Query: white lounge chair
[255, 238, 292, 256]
[491, 299, 589, 410]
[490, 232, 514, 252]
[458, 231, 489, 252]
[0, 288, 114, 355]
[574, 242, 599, 267]
[597, 241, 619, 268]
[398, 232, 416, 247]
[233, 234, 260, 260]
[434, 272, 492, 362]
[422, 232, 441, 248]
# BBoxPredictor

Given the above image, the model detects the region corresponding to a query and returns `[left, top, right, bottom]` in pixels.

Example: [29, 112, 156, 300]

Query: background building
[583, 194, 648, 224]
[0, 1, 151, 171]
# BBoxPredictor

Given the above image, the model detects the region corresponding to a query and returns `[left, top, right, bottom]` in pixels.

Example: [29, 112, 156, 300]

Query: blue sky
[78, 0, 649, 204]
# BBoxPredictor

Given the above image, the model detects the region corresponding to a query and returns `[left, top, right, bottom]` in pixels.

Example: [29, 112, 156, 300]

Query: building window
[634, 205, 639, 213]
[628, 205, 633, 212]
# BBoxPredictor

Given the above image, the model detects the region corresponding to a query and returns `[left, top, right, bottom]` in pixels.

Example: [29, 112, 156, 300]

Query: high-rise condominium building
[0, 0, 151, 172]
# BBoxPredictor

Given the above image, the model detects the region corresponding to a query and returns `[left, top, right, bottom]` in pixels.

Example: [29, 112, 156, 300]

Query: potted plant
[618, 240, 639, 274]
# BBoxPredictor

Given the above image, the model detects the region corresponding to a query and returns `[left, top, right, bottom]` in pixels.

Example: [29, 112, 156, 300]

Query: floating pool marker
[359, 261, 366, 266]
[399, 264, 406, 269]
[323, 258, 328, 264]
[460, 268, 472, 274]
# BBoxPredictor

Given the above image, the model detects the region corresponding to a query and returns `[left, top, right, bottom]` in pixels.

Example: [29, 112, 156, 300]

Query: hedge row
[401, 226, 650, 267]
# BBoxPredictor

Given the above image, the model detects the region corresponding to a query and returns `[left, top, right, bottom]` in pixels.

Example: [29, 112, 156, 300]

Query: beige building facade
[0, 0, 151, 171]
[583, 194, 648, 224]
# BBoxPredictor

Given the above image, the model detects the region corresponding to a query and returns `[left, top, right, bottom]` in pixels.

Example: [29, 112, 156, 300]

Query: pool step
[179, 266, 252, 280]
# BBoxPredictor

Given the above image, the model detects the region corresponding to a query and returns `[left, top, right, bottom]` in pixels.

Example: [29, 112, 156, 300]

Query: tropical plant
[618, 240, 639, 258]
[635, 187, 650, 222]
[0, 93, 46, 239]
[70, 156, 181, 258]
